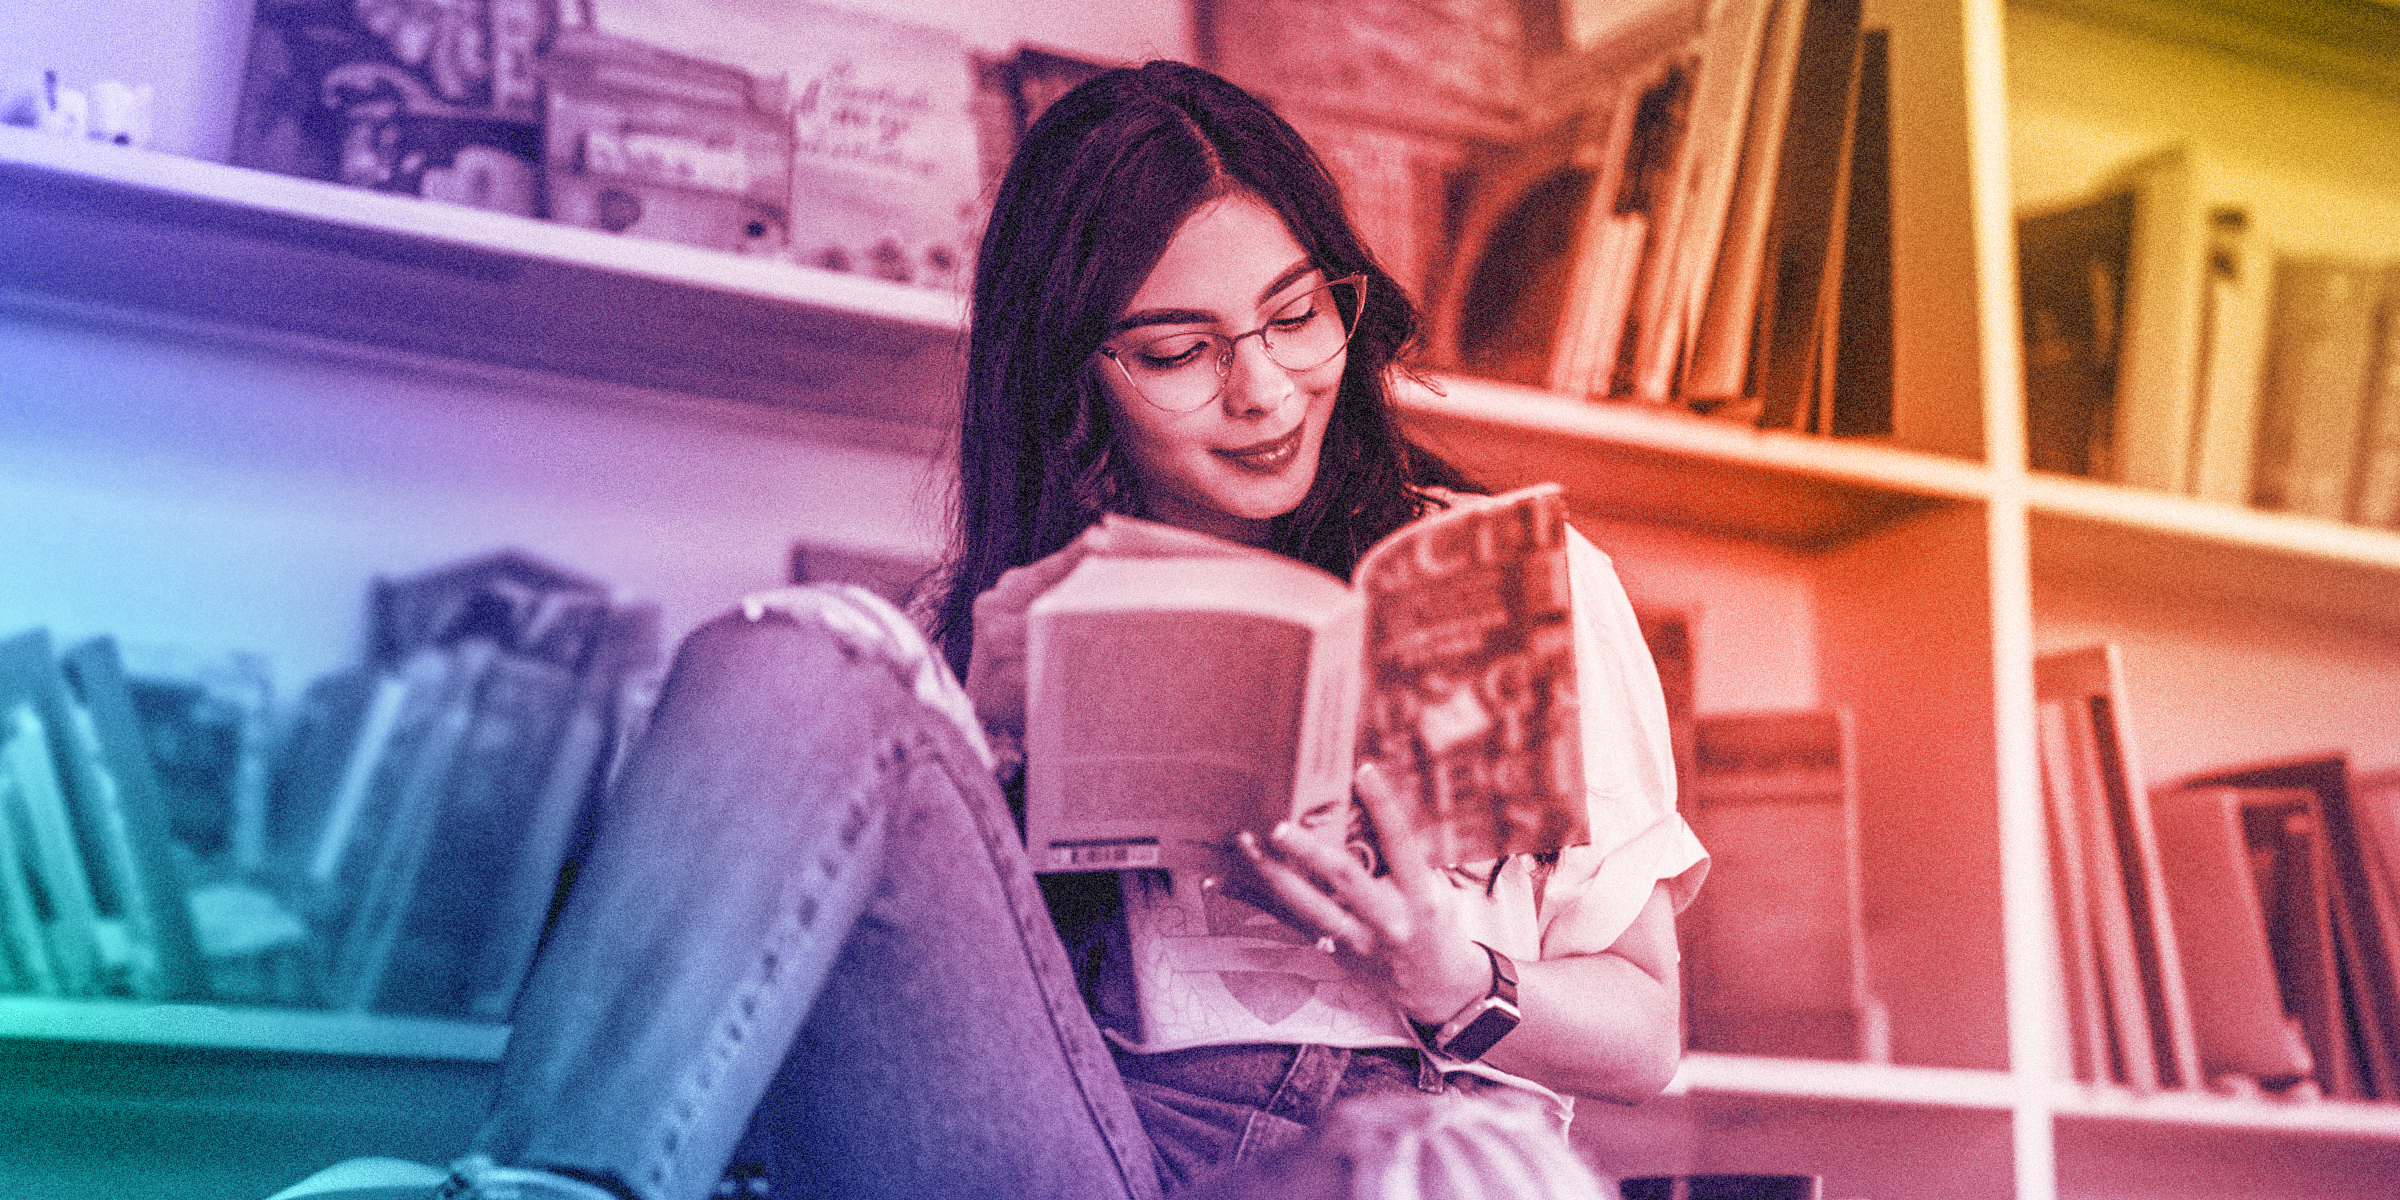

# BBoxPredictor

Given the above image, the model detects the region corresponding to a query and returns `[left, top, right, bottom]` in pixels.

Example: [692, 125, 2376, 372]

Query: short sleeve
[1537, 528, 1708, 958]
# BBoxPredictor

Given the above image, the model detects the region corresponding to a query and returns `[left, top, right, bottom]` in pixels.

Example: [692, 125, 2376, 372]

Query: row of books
[2037, 644, 2400, 1100]
[1, 550, 661, 1021]
[1628, 607, 1888, 1063]
[1440, 0, 1892, 438]
[2019, 144, 2400, 530]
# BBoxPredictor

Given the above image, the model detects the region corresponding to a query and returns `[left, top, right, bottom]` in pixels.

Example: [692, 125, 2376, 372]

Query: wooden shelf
[2050, 1080, 2400, 1139]
[0, 128, 967, 438]
[1398, 374, 1988, 552]
[0, 996, 506, 1062]
[2026, 472, 2400, 638]
[1669, 1052, 2020, 1110]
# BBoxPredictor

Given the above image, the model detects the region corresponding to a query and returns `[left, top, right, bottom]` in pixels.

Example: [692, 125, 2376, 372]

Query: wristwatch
[1413, 942, 1521, 1061]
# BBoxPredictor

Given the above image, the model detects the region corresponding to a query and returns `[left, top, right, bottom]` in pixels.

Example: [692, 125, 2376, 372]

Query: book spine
[2344, 266, 2400, 527]
[62, 637, 211, 1001]
[468, 606, 653, 1021]
[2037, 700, 2113, 1083]
[2185, 207, 2271, 504]
[329, 639, 500, 1012]
[2, 703, 105, 996]
[0, 766, 62, 994]
[2251, 258, 2382, 519]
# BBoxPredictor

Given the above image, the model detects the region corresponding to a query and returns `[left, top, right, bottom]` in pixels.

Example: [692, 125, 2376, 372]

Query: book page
[1353, 484, 1587, 866]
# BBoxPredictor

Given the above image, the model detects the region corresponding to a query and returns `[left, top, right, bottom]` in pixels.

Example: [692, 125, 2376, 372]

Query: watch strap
[1419, 942, 1521, 1062]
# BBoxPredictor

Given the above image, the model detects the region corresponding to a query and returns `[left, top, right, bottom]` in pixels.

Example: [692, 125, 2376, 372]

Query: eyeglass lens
[1112, 277, 1363, 412]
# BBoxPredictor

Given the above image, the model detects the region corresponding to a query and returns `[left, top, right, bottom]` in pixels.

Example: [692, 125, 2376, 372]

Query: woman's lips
[1215, 425, 1303, 473]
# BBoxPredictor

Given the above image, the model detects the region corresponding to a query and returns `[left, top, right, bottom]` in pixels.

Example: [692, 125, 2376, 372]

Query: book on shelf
[2034, 644, 2202, 1091]
[2175, 754, 2400, 1101]
[1426, 0, 1890, 435]
[1, 693, 105, 996]
[2350, 273, 2400, 529]
[305, 548, 655, 1017]
[2250, 260, 2399, 523]
[1023, 484, 1584, 877]
[2146, 785, 2318, 1093]
[1678, 707, 1888, 1062]
[2, 628, 216, 1001]
[1547, 57, 1691, 401]
[57, 636, 211, 1001]
[466, 600, 662, 1022]
[2185, 205, 2272, 506]
[2017, 188, 2134, 479]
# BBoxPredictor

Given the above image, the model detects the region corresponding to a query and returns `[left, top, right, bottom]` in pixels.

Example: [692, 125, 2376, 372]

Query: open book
[1023, 483, 1587, 877]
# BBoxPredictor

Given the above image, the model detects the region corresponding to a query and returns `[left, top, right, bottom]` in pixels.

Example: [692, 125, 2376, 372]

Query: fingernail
[1235, 831, 1263, 858]
[1270, 821, 1297, 845]
[1201, 875, 1221, 891]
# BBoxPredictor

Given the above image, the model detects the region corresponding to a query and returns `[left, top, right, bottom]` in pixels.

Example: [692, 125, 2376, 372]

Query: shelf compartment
[0, 129, 966, 434]
[0, 996, 506, 1062]
[1400, 374, 1991, 552]
[2027, 476, 2400, 640]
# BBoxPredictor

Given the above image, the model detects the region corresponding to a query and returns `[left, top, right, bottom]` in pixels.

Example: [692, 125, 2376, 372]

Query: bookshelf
[3, 0, 2400, 1196]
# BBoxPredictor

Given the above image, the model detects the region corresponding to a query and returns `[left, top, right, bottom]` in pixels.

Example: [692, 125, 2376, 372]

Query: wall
[2006, 4, 2400, 250]
[0, 309, 948, 695]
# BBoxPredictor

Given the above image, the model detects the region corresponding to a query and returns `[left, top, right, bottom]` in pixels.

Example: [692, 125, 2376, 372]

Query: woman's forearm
[1480, 883, 1683, 1103]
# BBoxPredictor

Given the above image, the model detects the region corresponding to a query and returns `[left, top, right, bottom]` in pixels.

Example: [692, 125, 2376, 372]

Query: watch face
[1442, 1001, 1521, 1061]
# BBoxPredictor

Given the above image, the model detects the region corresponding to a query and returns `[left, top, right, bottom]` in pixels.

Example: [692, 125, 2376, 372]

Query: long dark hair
[931, 60, 1475, 679]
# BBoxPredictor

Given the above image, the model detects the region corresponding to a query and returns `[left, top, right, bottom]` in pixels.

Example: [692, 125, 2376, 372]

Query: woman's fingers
[1237, 830, 1376, 949]
[1352, 762, 1441, 891]
[962, 546, 1093, 734]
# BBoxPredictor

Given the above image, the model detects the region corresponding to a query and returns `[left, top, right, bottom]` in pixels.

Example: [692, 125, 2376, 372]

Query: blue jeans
[467, 590, 1468, 1200]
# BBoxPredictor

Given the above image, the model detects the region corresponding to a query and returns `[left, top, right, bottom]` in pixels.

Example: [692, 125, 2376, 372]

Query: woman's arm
[1480, 882, 1680, 1102]
[1238, 765, 1684, 1104]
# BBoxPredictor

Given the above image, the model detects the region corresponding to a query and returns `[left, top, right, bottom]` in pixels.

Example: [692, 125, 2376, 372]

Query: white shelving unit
[7, 0, 2400, 1190]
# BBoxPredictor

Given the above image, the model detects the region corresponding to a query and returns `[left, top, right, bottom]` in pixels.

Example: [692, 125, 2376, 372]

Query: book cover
[2181, 754, 2400, 1100]
[2251, 259, 2385, 520]
[2017, 189, 2135, 478]
[2034, 645, 2202, 1091]
[1679, 707, 1886, 1062]
[1023, 484, 1583, 878]
[468, 601, 662, 1021]
[0, 700, 104, 996]
[229, 0, 551, 213]
[60, 637, 212, 1001]
[2148, 785, 2317, 1091]
[2344, 266, 2400, 527]
[0, 763, 54, 993]
[2036, 699, 2114, 1084]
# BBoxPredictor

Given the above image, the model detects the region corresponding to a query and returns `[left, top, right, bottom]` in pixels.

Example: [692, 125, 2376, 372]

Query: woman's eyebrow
[1256, 259, 1320, 307]
[1110, 260, 1324, 334]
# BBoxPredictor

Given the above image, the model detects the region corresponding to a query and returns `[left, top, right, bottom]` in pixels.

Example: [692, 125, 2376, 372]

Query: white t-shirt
[1099, 527, 1709, 1117]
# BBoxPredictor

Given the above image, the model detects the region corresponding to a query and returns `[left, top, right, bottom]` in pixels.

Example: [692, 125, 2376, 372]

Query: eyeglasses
[1098, 275, 1367, 413]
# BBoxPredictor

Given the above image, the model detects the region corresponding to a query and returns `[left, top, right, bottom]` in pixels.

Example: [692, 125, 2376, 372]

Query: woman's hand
[962, 517, 1256, 747]
[1233, 762, 1493, 1025]
[1238, 762, 1686, 1101]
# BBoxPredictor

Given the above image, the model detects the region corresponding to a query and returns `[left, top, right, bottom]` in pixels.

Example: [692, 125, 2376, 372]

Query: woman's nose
[1218, 335, 1294, 416]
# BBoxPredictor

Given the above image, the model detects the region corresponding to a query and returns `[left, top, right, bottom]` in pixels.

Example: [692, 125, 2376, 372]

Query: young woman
[423, 61, 1704, 1200]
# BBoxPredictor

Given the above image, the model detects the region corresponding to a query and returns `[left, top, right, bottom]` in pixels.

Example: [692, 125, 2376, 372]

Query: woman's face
[1095, 191, 1346, 547]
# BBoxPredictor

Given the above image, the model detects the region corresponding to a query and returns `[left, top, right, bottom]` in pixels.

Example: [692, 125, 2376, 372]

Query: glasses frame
[1097, 273, 1370, 413]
